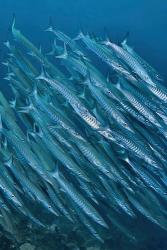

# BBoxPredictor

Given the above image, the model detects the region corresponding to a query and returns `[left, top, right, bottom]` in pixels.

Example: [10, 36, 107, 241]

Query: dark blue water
[0, 0, 167, 79]
[0, 1, 167, 249]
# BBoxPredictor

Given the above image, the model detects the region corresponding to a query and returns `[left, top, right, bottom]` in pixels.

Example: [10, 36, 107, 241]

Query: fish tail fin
[101, 35, 111, 46]
[36, 65, 48, 80]
[4, 41, 11, 49]
[27, 122, 42, 141]
[74, 31, 84, 40]
[45, 16, 54, 33]
[45, 26, 54, 33]
[3, 73, 12, 81]
[1, 61, 9, 67]
[53, 164, 60, 180]
[26, 129, 36, 142]
[9, 97, 17, 109]
[56, 43, 68, 59]
[18, 102, 33, 113]
[121, 31, 130, 46]
[4, 155, 13, 168]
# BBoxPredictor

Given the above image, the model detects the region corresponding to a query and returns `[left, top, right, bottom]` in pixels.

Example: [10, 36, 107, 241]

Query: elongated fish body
[1, 21, 167, 244]
[46, 27, 83, 56]
[0, 127, 53, 186]
[0, 167, 46, 227]
[11, 20, 65, 79]
[40, 128, 90, 183]
[104, 181, 135, 218]
[126, 159, 167, 201]
[147, 84, 167, 103]
[36, 75, 110, 134]
[127, 76, 167, 107]
[122, 88, 161, 128]
[77, 178, 99, 205]
[121, 89, 167, 140]
[48, 126, 131, 191]
[110, 129, 163, 173]
[122, 80, 159, 113]
[78, 212, 104, 243]
[80, 34, 114, 64]
[4, 43, 38, 77]
[88, 81, 135, 133]
[46, 183, 74, 223]
[104, 40, 155, 86]
[4, 159, 59, 217]
[49, 52, 135, 129]
[30, 91, 84, 141]
[0, 170, 24, 211]
[100, 85, 152, 127]
[125, 188, 167, 231]
[59, 52, 105, 87]
[78, 34, 138, 81]
[28, 109, 90, 183]
[0, 92, 16, 119]
[133, 121, 167, 158]
[54, 170, 108, 229]
[4, 158, 38, 201]
[121, 39, 163, 83]
[74, 138, 113, 179]
[0, 106, 26, 141]
[37, 75, 141, 152]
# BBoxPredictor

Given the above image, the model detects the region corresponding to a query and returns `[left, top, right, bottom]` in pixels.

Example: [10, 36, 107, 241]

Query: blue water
[0, 1, 167, 249]
[0, 0, 167, 80]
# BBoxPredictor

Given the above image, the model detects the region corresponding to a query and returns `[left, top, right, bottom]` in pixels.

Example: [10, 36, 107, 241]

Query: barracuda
[53, 169, 109, 229]
[104, 39, 156, 86]
[0, 20, 167, 246]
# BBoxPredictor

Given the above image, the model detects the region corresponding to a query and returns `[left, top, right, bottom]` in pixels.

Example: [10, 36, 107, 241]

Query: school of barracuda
[0, 18, 167, 247]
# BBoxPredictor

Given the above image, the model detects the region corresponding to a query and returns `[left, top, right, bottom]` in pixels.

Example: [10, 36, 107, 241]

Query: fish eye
[124, 123, 128, 128]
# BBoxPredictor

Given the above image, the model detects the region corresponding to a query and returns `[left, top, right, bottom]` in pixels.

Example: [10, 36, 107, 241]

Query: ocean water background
[0, 0, 167, 80]
[0, 1, 167, 249]
[0, 0, 166, 102]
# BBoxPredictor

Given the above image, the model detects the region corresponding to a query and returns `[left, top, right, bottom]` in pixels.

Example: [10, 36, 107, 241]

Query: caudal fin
[56, 43, 68, 59]
[74, 31, 84, 41]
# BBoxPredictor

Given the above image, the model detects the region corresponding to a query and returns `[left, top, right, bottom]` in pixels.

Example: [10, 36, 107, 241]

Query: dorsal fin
[4, 41, 11, 49]
[74, 31, 84, 41]
[121, 31, 130, 46]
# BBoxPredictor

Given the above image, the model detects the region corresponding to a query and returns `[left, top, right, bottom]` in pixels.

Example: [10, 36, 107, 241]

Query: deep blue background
[0, 1, 167, 249]
[0, 0, 167, 79]
[0, 0, 167, 81]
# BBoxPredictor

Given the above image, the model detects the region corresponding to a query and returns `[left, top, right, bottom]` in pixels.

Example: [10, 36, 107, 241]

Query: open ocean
[0, 1, 167, 250]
